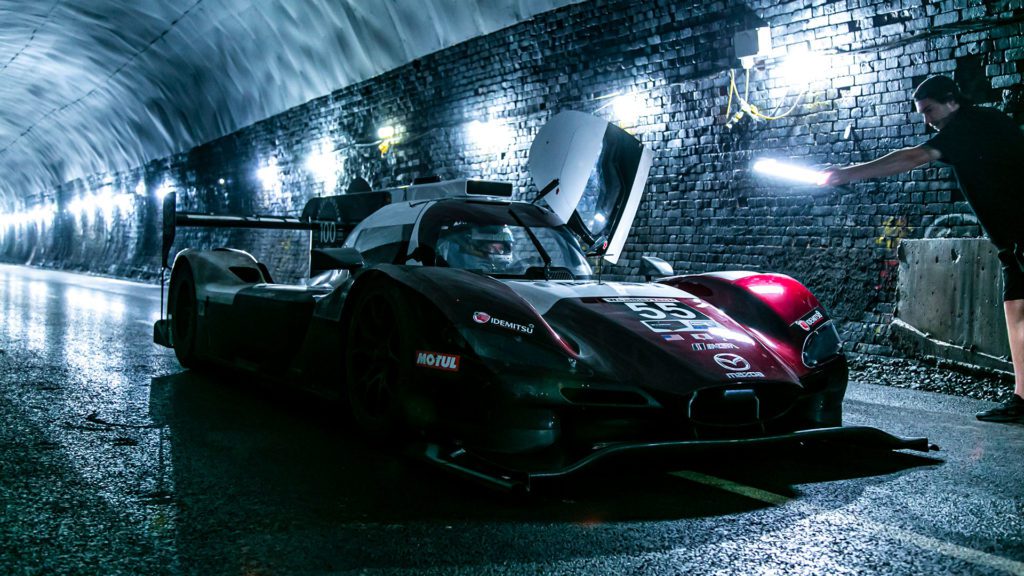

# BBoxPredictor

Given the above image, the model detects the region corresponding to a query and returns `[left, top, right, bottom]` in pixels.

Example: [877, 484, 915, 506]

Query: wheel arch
[659, 271, 843, 376]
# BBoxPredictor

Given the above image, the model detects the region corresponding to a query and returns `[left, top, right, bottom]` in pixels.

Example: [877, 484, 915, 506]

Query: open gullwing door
[528, 111, 654, 264]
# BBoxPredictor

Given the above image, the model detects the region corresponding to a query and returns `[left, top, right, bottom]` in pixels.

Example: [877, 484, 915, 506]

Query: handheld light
[752, 158, 827, 186]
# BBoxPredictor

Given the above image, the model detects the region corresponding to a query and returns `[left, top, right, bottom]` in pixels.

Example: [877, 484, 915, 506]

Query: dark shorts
[998, 245, 1024, 302]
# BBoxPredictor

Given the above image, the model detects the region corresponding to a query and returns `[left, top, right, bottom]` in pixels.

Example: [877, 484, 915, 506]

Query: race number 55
[625, 301, 697, 320]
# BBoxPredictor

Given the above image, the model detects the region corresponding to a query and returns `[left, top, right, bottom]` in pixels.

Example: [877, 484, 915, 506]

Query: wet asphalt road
[0, 263, 1022, 576]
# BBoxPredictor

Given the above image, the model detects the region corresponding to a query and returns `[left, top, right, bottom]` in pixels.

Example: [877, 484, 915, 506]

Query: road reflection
[147, 365, 941, 574]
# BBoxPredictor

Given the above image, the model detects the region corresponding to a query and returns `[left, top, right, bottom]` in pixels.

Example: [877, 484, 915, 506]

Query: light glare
[307, 142, 340, 192]
[257, 157, 282, 194]
[467, 120, 513, 154]
[155, 181, 174, 201]
[753, 158, 827, 186]
[777, 51, 831, 88]
[611, 92, 645, 127]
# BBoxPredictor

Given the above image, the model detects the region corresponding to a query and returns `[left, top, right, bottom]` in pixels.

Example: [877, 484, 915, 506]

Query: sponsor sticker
[642, 319, 720, 333]
[415, 351, 460, 372]
[713, 353, 751, 371]
[726, 371, 765, 379]
[794, 308, 825, 331]
[603, 297, 679, 303]
[610, 298, 723, 334]
[663, 334, 686, 342]
[692, 342, 739, 351]
[691, 333, 715, 340]
[471, 311, 534, 335]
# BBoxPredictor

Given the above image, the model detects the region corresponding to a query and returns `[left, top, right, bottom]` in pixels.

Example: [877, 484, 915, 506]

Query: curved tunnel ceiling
[0, 0, 581, 205]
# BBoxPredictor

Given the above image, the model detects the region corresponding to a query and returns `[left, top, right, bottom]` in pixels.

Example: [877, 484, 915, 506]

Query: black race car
[155, 111, 931, 489]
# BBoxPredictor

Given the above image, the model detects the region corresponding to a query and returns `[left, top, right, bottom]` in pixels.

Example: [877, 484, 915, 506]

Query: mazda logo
[713, 353, 751, 371]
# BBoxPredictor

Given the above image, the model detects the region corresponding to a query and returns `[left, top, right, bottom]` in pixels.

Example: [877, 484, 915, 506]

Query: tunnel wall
[2, 0, 1022, 359]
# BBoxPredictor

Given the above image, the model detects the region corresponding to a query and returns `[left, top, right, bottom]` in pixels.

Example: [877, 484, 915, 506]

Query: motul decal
[472, 311, 534, 335]
[794, 308, 825, 331]
[415, 351, 460, 372]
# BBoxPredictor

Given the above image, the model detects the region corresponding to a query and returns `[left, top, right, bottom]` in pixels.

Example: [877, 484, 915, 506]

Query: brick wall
[2, 0, 1022, 358]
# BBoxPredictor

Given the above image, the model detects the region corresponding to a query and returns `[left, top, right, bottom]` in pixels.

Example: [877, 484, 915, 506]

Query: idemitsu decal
[794, 308, 825, 331]
[471, 311, 534, 335]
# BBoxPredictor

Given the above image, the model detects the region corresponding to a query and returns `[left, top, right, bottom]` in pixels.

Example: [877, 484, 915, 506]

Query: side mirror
[310, 247, 364, 276]
[641, 255, 673, 281]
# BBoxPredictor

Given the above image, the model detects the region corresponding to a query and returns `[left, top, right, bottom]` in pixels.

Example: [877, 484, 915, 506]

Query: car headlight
[802, 321, 843, 367]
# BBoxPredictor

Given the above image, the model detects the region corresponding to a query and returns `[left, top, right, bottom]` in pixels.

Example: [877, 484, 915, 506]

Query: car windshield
[419, 201, 593, 279]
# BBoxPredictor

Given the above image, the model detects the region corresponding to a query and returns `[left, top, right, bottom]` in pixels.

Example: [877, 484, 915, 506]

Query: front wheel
[344, 284, 414, 440]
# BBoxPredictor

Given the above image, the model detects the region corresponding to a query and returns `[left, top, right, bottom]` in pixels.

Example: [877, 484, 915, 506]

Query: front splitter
[417, 426, 937, 491]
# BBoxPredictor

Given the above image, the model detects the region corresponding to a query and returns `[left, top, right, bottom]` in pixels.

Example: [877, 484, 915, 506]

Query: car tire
[345, 283, 414, 440]
[169, 263, 200, 368]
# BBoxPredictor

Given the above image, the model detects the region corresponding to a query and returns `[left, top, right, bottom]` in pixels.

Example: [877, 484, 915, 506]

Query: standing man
[821, 75, 1024, 422]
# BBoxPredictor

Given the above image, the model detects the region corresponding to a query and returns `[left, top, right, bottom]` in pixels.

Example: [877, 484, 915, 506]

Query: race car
[154, 111, 931, 489]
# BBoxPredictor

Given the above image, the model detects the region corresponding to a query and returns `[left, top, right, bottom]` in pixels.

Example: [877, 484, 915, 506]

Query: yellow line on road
[669, 470, 1024, 576]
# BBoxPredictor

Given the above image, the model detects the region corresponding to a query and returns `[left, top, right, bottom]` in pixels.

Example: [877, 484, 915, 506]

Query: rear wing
[160, 178, 512, 275]
[160, 191, 390, 276]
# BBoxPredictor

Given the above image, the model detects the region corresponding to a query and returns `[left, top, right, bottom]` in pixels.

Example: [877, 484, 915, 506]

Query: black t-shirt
[924, 105, 1024, 250]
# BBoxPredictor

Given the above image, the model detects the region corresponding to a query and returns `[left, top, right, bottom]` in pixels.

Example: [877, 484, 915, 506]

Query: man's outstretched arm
[821, 145, 941, 186]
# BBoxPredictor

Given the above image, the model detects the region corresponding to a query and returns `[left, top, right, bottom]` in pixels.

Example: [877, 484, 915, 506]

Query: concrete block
[893, 239, 1012, 374]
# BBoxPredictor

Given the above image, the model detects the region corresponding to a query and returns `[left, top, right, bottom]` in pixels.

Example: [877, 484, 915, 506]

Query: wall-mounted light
[377, 125, 399, 155]
[155, 180, 174, 201]
[307, 140, 340, 193]
[98, 189, 116, 222]
[257, 157, 282, 194]
[611, 92, 646, 128]
[36, 204, 56, 227]
[776, 50, 831, 88]
[70, 196, 85, 218]
[115, 193, 134, 214]
[466, 119, 513, 155]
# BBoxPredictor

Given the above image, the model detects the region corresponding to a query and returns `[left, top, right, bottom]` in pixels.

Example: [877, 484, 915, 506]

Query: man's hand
[818, 167, 850, 187]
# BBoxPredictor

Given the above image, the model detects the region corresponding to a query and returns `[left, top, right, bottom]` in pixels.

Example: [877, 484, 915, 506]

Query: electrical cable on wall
[724, 67, 813, 128]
